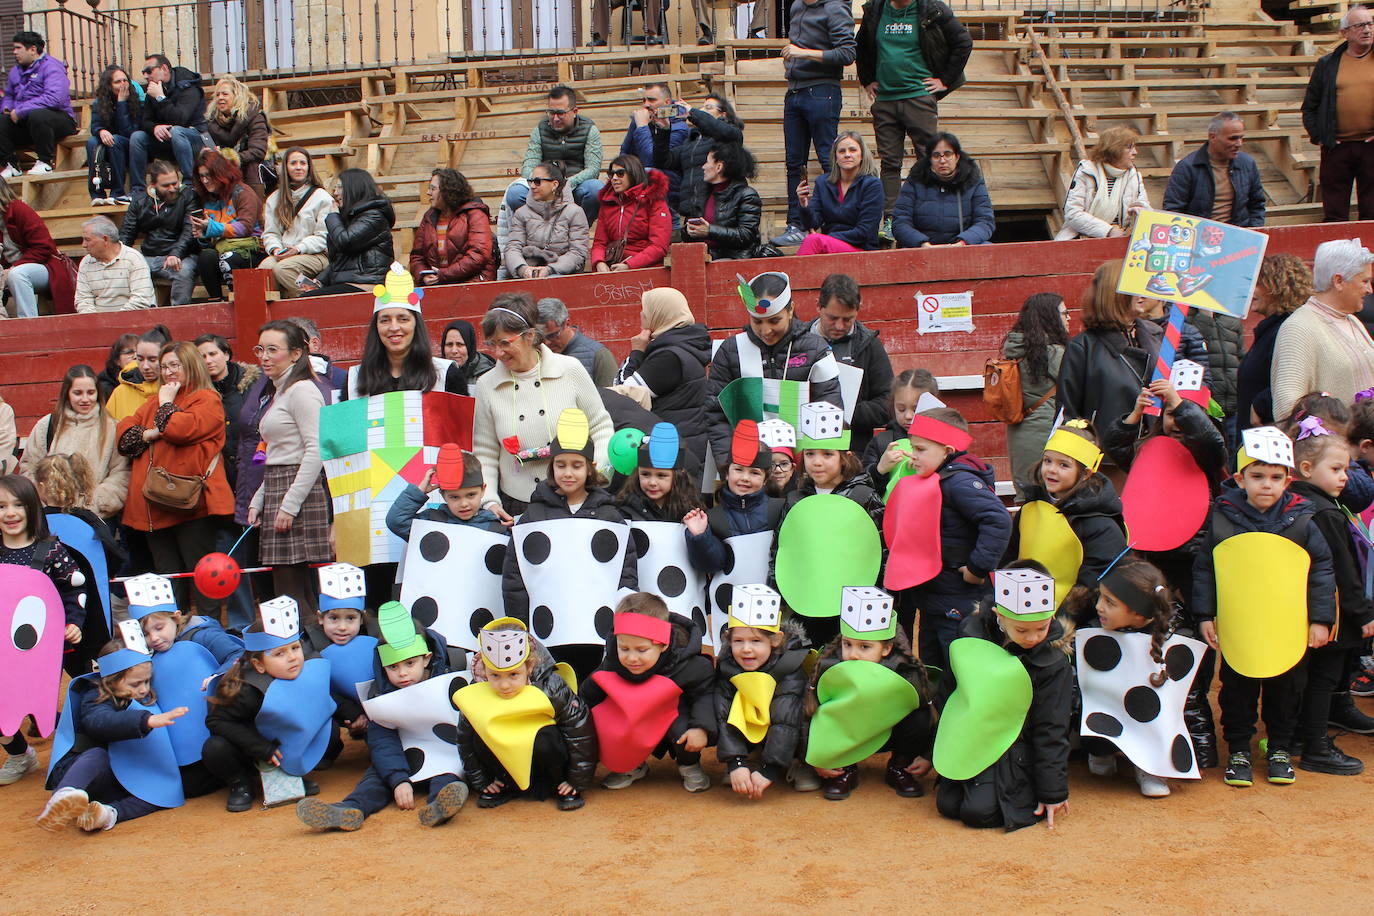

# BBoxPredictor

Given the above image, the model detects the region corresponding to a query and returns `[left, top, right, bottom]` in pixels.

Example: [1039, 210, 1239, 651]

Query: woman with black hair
[87, 65, 140, 204]
[1000, 293, 1069, 500]
[306, 168, 395, 296]
[681, 143, 761, 261]
[410, 168, 495, 285]
[668, 94, 745, 220]
[440, 319, 496, 383]
[892, 132, 995, 248]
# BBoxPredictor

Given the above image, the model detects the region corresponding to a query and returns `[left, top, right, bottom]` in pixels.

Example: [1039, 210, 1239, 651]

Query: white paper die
[117, 618, 149, 655]
[732, 583, 781, 628]
[841, 586, 893, 633]
[260, 596, 300, 639]
[318, 563, 367, 601]
[799, 402, 843, 440]
[994, 569, 1055, 617]
[1242, 426, 1293, 469]
[125, 573, 175, 611]
[1169, 359, 1205, 392]
[757, 418, 797, 450]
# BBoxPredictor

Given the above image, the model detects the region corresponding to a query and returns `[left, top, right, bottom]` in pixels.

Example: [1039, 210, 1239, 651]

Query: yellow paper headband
[1044, 428, 1103, 473]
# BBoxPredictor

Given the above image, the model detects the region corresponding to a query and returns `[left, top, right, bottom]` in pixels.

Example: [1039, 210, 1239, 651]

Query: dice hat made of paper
[1169, 358, 1210, 409]
[993, 569, 1057, 621]
[479, 616, 532, 673]
[244, 596, 302, 652]
[636, 422, 684, 471]
[549, 408, 596, 464]
[731, 420, 773, 470]
[726, 584, 782, 633]
[376, 600, 431, 667]
[97, 619, 154, 676]
[125, 573, 177, 620]
[738, 270, 791, 317]
[1236, 425, 1293, 471]
[435, 443, 484, 491]
[318, 562, 367, 612]
[798, 402, 848, 450]
[839, 586, 896, 640]
[1045, 422, 1103, 473]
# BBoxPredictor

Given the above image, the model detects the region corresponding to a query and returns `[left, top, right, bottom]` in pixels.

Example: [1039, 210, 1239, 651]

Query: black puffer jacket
[1186, 310, 1246, 418]
[1007, 476, 1128, 619]
[955, 610, 1073, 831]
[615, 323, 712, 462]
[714, 618, 810, 782]
[1056, 320, 1163, 432]
[668, 108, 745, 218]
[119, 185, 197, 258]
[317, 197, 396, 287]
[706, 319, 842, 470]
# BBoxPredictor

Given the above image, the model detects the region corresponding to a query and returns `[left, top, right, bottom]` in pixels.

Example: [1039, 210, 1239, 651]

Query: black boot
[1298, 736, 1365, 775]
[1182, 682, 1219, 768]
[1328, 691, 1374, 734]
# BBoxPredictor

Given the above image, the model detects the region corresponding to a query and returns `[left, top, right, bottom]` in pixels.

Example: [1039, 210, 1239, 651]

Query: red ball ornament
[194, 553, 241, 600]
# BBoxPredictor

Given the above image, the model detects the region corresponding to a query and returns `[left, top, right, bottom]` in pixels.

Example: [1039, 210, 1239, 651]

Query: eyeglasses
[252, 345, 285, 357]
[528, 177, 556, 185]
[607, 168, 628, 177]
[930, 151, 958, 160]
[546, 108, 573, 117]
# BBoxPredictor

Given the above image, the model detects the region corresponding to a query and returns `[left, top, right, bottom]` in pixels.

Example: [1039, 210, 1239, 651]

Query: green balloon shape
[931, 637, 1034, 780]
[608, 427, 646, 476]
[775, 494, 881, 617]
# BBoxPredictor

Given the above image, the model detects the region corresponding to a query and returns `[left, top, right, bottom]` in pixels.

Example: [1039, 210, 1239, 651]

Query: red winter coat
[409, 199, 496, 283]
[590, 168, 671, 270]
[3, 200, 76, 314]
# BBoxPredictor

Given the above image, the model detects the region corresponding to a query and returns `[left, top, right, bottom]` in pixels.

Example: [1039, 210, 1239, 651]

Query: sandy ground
[5, 694, 1374, 915]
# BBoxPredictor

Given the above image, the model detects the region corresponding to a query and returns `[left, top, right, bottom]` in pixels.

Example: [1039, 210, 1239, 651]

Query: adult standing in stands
[440, 319, 496, 385]
[795, 131, 884, 254]
[205, 75, 270, 194]
[178, 147, 262, 303]
[75, 215, 155, 313]
[1001, 293, 1068, 500]
[1162, 112, 1266, 226]
[1236, 253, 1313, 429]
[807, 273, 894, 457]
[1054, 126, 1150, 240]
[536, 296, 617, 387]
[0, 31, 76, 177]
[769, 0, 856, 248]
[87, 65, 140, 205]
[856, 0, 971, 243]
[0, 174, 75, 316]
[1303, 5, 1374, 222]
[305, 168, 394, 296]
[503, 86, 604, 224]
[130, 54, 208, 196]
[20, 365, 130, 519]
[121, 160, 196, 303]
[619, 84, 688, 210]
[258, 147, 335, 297]
[615, 287, 712, 463]
[409, 168, 495, 286]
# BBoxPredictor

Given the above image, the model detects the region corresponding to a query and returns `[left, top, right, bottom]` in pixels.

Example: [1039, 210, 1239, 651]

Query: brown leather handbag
[142, 447, 220, 512]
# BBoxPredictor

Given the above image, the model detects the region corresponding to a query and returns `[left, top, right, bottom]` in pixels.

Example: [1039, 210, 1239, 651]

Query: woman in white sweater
[1055, 127, 1150, 241]
[248, 319, 331, 611]
[472, 292, 614, 519]
[258, 147, 337, 298]
[20, 365, 130, 517]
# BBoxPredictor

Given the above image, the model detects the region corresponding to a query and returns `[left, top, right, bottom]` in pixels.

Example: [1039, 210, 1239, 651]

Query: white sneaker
[678, 763, 711, 793]
[25, 160, 52, 175]
[37, 787, 89, 831]
[78, 801, 118, 831]
[0, 747, 38, 785]
[1133, 766, 1171, 798]
[601, 762, 649, 789]
[1088, 753, 1118, 777]
[0, 164, 20, 179]
[787, 760, 821, 792]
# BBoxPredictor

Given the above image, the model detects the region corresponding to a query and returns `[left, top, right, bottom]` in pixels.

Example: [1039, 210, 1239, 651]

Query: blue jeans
[129, 127, 206, 194]
[86, 134, 131, 199]
[783, 83, 841, 226]
[503, 177, 605, 224]
[6, 262, 50, 318]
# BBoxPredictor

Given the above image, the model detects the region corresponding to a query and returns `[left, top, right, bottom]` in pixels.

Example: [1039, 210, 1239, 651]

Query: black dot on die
[411, 596, 438, 628]
[1082, 634, 1122, 672]
[522, 531, 551, 565]
[13, 623, 37, 651]
[484, 545, 506, 576]
[631, 528, 650, 557]
[657, 566, 687, 597]
[691, 607, 707, 634]
[532, 606, 555, 640]
[591, 529, 620, 563]
[468, 608, 495, 638]
[1085, 711, 1123, 737]
[594, 606, 614, 639]
[432, 723, 459, 745]
[404, 747, 426, 776]
[1172, 734, 1195, 772]
[1164, 644, 1196, 681]
[1124, 685, 1162, 723]
[419, 530, 450, 563]
[714, 584, 732, 613]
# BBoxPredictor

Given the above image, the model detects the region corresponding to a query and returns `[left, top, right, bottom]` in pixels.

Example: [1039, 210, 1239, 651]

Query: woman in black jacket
[668, 95, 745, 220]
[306, 168, 395, 296]
[682, 143, 762, 261]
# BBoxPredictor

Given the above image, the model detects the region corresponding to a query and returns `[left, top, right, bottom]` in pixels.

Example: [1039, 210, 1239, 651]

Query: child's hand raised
[683, 507, 709, 535]
[678, 727, 708, 753]
[1309, 623, 1331, 649]
[148, 707, 188, 729]
[420, 467, 437, 493]
[1034, 798, 1069, 829]
[393, 782, 415, 809]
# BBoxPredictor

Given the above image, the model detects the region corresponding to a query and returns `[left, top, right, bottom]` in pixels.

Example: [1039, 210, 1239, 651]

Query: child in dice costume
[453, 617, 596, 811]
[297, 602, 472, 831]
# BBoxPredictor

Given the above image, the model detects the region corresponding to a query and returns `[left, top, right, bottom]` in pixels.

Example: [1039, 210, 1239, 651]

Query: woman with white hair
[1271, 238, 1374, 419]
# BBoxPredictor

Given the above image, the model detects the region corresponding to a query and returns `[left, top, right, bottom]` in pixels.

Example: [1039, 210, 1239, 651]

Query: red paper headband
[907, 415, 972, 452]
[613, 612, 671, 645]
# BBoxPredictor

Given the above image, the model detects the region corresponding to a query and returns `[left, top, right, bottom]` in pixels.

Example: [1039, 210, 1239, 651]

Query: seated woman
[796, 131, 883, 256]
[1054, 126, 1149, 240]
[503, 161, 589, 279]
[205, 75, 271, 194]
[410, 168, 495, 286]
[178, 147, 262, 302]
[258, 146, 336, 298]
[305, 168, 395, 296]
[681, 143, 761, 261]
[87, 65, 141, 205]
[892, 132, 995, 249]
[590, 155, 671, 273]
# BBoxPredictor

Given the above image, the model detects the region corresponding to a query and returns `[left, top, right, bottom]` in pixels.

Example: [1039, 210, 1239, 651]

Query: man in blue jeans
[770, 0, 856, 248]
[129, 54, 208, 196]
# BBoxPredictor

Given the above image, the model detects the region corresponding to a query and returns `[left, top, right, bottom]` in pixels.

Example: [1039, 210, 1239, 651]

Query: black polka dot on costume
[1085, 712, 1123, 737]
[432, 723, 459, 744]
[1164, 643, 1197, 681]
[594, 606, 614, 639]
[405, 747, 426, 776]
[485, 545, 506, 576]
[657, 566, 687, 597]
[1172, 734, 1195, 772]
[591, 528, 620, 563]
[411, 596, 438, 628]
[468, 608, 495, 637]
[522, 531, 552, 565]
[13, 623, 37, 651]
[419, 530, 450, 563]
[1082, 634, 1122, 672]
[1124, 685, 1162, 722]
[532, 605, 555, 639]
[714, 584, 732, 613]
[632, 528, 650, 557]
